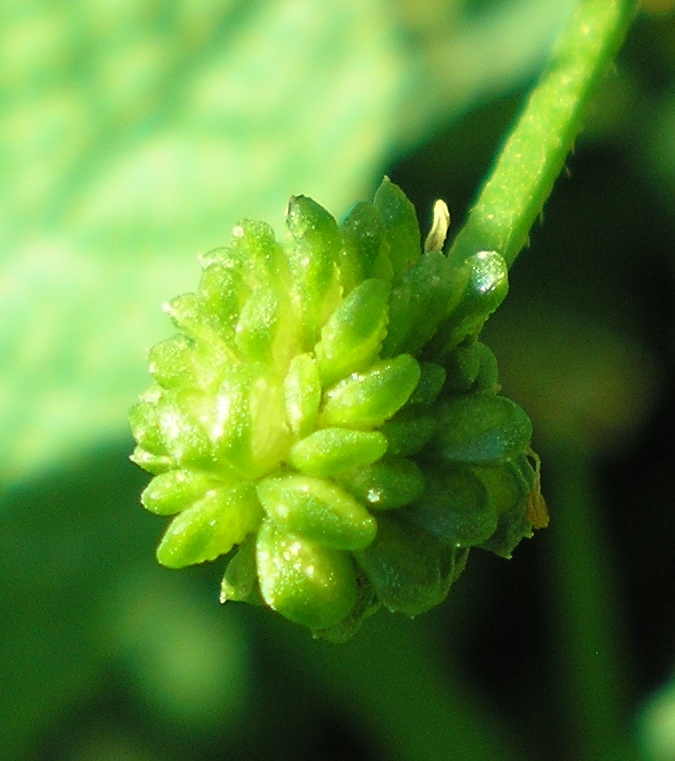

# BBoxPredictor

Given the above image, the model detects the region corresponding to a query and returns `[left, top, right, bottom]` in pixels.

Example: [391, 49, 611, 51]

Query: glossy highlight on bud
[130, 178, 546, 639]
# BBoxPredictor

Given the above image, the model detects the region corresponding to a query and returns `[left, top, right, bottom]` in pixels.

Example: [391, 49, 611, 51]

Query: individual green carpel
[283, 353, 322, 437]
[314, 278, 390, 387]
[339, 200, 393, 292]
[337, 457, 426, 511]
[220, 537, 262, 604]
[311, 571, 380, 643]
[163, 292, 218, 343]
[203, 219, 283, 284]
[240, 371, 292, 477]
[318, 354, 421, 429]
[427, 249, 509, 357]
[433, 394, 533, 465]
[381, 250, 466, 358]
[472, 460, 527, 518]
[129, 392, 175, 475]
[210, 366, 289, 479]
[195, 262, 241, 345]
[285, 195, 342, 348]
[256, 473, 377, 550]
[130, 178, 546, 639]
[157, 482, 262, 569]
[437, 337, 483, 395]
[354, 513, 463, 617]
[234, 284, 280, 363]
[381, 198, 463, 357]
[472, 340, 501, 395]
[141, 469, 221, 516]
[373, 177, 421, 282]
[129, 392, 169, 459]
[453, 249, 509, 342]
[288, 428, 388, 478]
[380, 409, 440, 457]
[147, 335, 202, 390]
[154, 388, 218, 469]
[256, 519, 358, 630]
[403, 465, 497, 548]
[406, 362, 446, 407]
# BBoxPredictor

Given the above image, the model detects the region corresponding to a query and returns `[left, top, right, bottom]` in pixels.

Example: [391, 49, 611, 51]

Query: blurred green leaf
[1, 0, 407, 486]
[392, 0, 577, 150]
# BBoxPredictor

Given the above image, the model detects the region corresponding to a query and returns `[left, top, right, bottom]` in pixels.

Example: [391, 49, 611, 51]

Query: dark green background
[2, 2, 674, 759]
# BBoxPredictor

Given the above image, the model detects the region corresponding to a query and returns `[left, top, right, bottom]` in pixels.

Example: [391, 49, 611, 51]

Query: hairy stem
[447, 0, 639, 269]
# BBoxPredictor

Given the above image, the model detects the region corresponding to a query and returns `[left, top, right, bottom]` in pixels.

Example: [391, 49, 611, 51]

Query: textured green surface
[129, 177, 543, 636]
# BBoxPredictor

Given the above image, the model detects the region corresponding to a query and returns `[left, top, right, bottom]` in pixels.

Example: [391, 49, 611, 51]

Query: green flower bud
[131, 178, 546, 639]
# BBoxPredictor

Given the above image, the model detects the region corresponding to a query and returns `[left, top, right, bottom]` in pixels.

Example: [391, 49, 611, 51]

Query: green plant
[130, 0, 637, 639]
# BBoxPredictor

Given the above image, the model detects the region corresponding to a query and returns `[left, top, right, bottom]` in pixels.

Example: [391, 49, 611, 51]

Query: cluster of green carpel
[129, 178, 547, 641]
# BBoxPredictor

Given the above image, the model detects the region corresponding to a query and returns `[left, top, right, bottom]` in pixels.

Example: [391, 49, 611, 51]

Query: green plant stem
[447, 0, 638, 269]
[545, 444, 641, 761]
